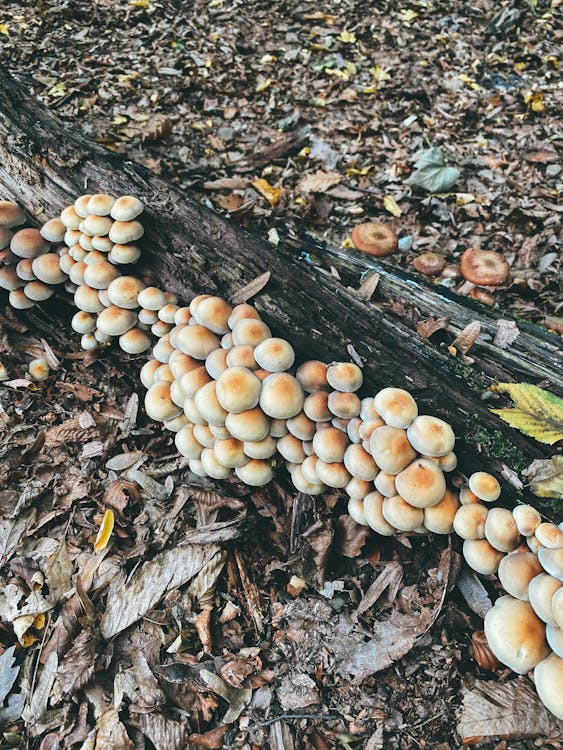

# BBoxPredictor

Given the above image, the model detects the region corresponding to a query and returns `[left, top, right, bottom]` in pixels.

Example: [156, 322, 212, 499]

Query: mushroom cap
[413, 252, 447, 276]
[205, 348, 229, 380]
[221, 332, 234, 350]
[347, 417, 362, 444]
[188, 458, 207, 477]
[119, 328, 151, 354]
[31, 253, 67, 284]
[140, 359, 161, 389]
[193, 296, 232, 334]
[61, 205, 82, 229]
[296, 360, 329, 392]
[226, 344, 258, 370]
[109, 220, 144, 244]
[468, 471, 501, 503]
[9, 289, 35, 309]
[382, 495, 424, 532]
[0, 227, 13, 250]
[145, 381, 183, 422]
[528, 573, 562, 625]
[71, 310, 97, 334]
[485, 507, 520, 553]
[193, 424, 216, 449]
[359, 397, 379, 421]
[231, 318, 271, 347]
[513, 505, 542, 537]
[79, 232, 95, 251]
[406, 415, 455, 457]
[343, 443, 378, 481]
[535, 522, 563, 550]
[395, 458, 446, 508]
[347, 497, 368, 525]
[328, 391, 361, 419]
[40, 218, 66, 243]
[80, 333, 98, 350]
[176, 325, 220, 359]
[538, 548, 563, 582]
[174, 307, 192, 326]
[312, 426, 349, 463]
[546, 624, 563, 657]
[423, 489, 459, 535]
[24, 281, 54, 302]
[74, 285, 105, 313]
[82, 214, 113, 237]
[0, 267, 25, 291]
[244, 435, 277, 460]
[227, 303, 261, 329]
[534, 653, 563, 720]
[453, 503, 489, 540]
[194, 381, 229, 426]
[155, 364, 174, 383]
[373, 387, 418, 429]
[235, 459, 273, 487]
[484, 595, 549, 674]
[163, 413, 189, 433]
[345, 477, 372, 501]
[209, 424, 230, 440]
[111, 195, 144, 221]
[97, 306, 137, 336]
[152, 336, 174, 363]
[179, 365, 212, 398]
[11, 228, 49, 259]
[462, 539, 504, 575]
[254, 337, 295, 372]
[201, 448, 232, 480]
[107, 276, 145, 309]
[350, 221, 398, 257]
[58, 253, 75, 275]
[85, 194, 114, 216]
[28, 358, 50, 381]
[225, 408, 269, 442]
[303, 391, 332, 422]
[498, 551, 544, 601]
[74, 195, 93, 218]
[91, 235, 114, 253]
[460, 248, 510, 286]
[286, 412, 316, 441]
[83, 261, 120, 289]
[0, 201, 26, 228]
[175, 424, 203, 459]
[260, 372, 304, 420]
[108, 243, 141, 265]
[213, 437, 249, 468]
[69, 261, 86, 285]
[290, 465, 327, 495]
[277, 434, 307, 464]
[363, 491, 398, 536]
[158, 304, 179, 324]
[369, 426, 417, 475]
[373, 471, 397, 498]
[169, 352, 199, 380]
[459, 485, 480, 505]
[326, 362, 363, 392]
[151, 320, 171, 339]
[216, 367, 262, 413]
[269, 418, 288, 438]
[301, 455, 320, 484]
[553, 588, 563, 630]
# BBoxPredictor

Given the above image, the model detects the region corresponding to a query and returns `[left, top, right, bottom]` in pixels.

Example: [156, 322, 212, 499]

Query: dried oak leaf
[334, 514, 370, 558]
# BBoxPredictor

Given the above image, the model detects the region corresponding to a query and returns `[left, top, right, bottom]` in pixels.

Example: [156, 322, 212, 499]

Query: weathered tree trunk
[0, 73, 560, 510]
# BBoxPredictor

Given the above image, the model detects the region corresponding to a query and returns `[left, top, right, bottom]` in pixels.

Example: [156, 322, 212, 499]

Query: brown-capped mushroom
[406, 415, 455, 457]
[413, 252, 447, 276]
[534, 654, 563, 720]
[40, 218, 66, 243]
[513, 505, 542, 537]
[497, 551, 543, 600]
[108, 243, 141, 265]
[485, 507, 520, 552]
[453, 503, 488, 540]
[260, 372, 304, 419]
[109, 220, 144, 244]
[231, 318, 271, 347]
[363, 491, 398, 536]
[0, 201, 25, 228]
[111, 196, 144, 221]
[395, 459, 446, 508]
[382, 495, 424, 532]
[193, 296, 232, 334]
[119, 328, 151, 354]
[32, 253, 67, 285]
[225, 408, 269, 442]
[460, 248, 510, 286]
[176, 325, 220, 359]
[9, 289, 35, 309]
[423, 489, 459, 535]
[296, 360, 329, 392]
[24, 281, 54, 302]
[468, 471, 501, 503]
[463, 539, 504, 575]
[373, 387, 418, 429]
[235, 459, 273, 486]
[10, 228, 49, 259]
[326, 362, 363, 392]
[370, 426, 416, 475]
[484, 595, 549, 673]
[350, 222, 398, 257]
[254, 337, 295, 372]
[145, 381, 182, 422]
[28, 358, 50, 381]
[97, 306, 137, 336]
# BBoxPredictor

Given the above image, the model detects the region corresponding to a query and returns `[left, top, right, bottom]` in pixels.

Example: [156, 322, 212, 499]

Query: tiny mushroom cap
[484, 595, 549, 674]
[277, 434, 307, 464]
[406, 415, 455, 457]
[214, 438, 249, 468]
[155, 364, 173, 383]
[107, 276, 145, 309]
[485, 507, 521, 553]
[363, 491, 397, 536]
[151, 320, 171, 338]
[301, 455, 320, 483]
[86, 194, 115, 216]
[61, 205, 82, 229]
[158, 304, 179, 324]
[71, 310, 97, 334]
[373, 387, 418, 429]
[534, 654, 563, 720]
[360, 397, 379, 421]
[546, 624, 563, 657]
[111, 195, 144, 221]
[326, 362, 363, 392]
[109, 220, 144, 244]
[423, 489, 460, 535]
[205, 348, 229, 380]
[312, 426, 349, 463]
[119, 328, 151, 354]
[315, 461, 351, 489]
[11, 228, 49, 259]
[82, 214, 113, 237]
[227, 303, 261, 329]
[209, 424, 230, 440]
[231, 318, 271, 347]
[80, 333, 98, 351]
[463, 538, 505, 575]
[189, 293, 212, 316]
[286, 412, 316, 441]
[260, 372, 304, 420]
[370, 426, 417, 475]
[303, 391, 332, 422]
[438, 451, 457, 472]
[83, 261, 120, 289]
[24, 281, 53, 302]
[269, 418, 288, 438]
[395, 458, 446, 508]
[513, 505, 542, 537]
[91, 235, 114, 252]
[153, 337, 175, 363]
[382, 495, 424, 532]
[74, 195, 93, 218]
[459, 485, 480, 505]
[221, 333, 234, 349]
[328, 391, 361, 419]
[296, 360, 329, 392]
[244, 435, 277, 460]
[413, 252, 447, 276]
[350, 221, 398, 257]
[226, 344, 258, 370]
[453, 503, 489, 540]
[193, 296, 232, 334]
[163, 413, 189, 433]
[140, 359, 161, 389]
[374, 471, 397, 497]
[176, 325, 220, 359]
[345, 477, 372, 501]
[538, 548, 563, 582]
[40, 218, 66, 243]
[179, 366, 212, 397]
[74, 285, 105, 313]
[201, 448, 232, 480]
[96, 306, 137, 336]
[145, 381, 182, 422]
[28, 358, 50, 381]
[175, 425, 203, 459]
[194, 381, 229, 426]
[78, 233, 95, 251]
[468, 471, 501, 503]
[108, 244, 141, 265]
[554, 588, 563, 630]
[460, 248, 510, 286]
[9, 289, 35, 309]
[175, 307, 192, 326]
[31, 253, 68, 284]
[528, 574, 562, 625]
[347, 498, 368, 526]
[225, 408, 269, 442]
[497, 551, 543, 601]
[188, 458, 207, 477]
[535, 522, 563, 550]
[58, 253, 75, 275]
[235, 459, 273, 487]
[343, 443, 378, 481]
[290, 465, 326, 495]
[216, 367, 262, 413]
[0, 227, 12, 250]
[0, 201, 26, 227]
[254, 337, 295, 372]
[0, 267, 25, 291]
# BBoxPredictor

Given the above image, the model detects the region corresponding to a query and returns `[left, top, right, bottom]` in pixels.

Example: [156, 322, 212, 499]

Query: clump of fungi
[2, 195, 561, 720]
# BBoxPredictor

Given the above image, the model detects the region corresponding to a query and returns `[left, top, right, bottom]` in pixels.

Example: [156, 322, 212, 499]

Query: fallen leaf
[131, 712, 189, 750]
[0, 646, 21, 722]
[94, 509, 115, 553]
[22, 651, 58, 727]
[230, 271, 271, 304]
[297, 170, 342, 194]
[334, 514, 369, 558]
[251, 178, 284, 206]
[523, 456, 563, 499]
[405, 147, 460, 193]
[199, 670, 252, 723]
[456, 568, 492, 618]
[452, 321, 481, 354]
[490, 383, 563, 445]
[417, 316, 450, 338]
[493, 319, 520, 349]
[383, 195, 402, 217]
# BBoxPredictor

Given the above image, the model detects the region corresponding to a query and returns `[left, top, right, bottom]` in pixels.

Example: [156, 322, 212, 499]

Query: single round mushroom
[24, 281, 54, 302]
[312, 426, 349, 463]
[260, 372, 304, 420]
[40, 218, 66, 244]
[453, 503, 489, 540]
[538, 548, 563, 582]
[91, 235, 114, 253]
[201, 448, 232, 480]
[231, 318, 272, 347]
[175, 425, 204, 459]
[226, 344, 258, 370]
[61, 205, 82, 230]
[227, 303, 261, 329]
[235, 459, 273, 486]
[205, 348, 229, 380]
[535, 522, 563, 550]
[395, 458, 446, 508]
[225, 408, 269, 442]
[28, 358, 50, 381]
[179, 366, 212, 398]
[140, 359, 161, 389]
[460, 248, 510, 286]
[485, 507, 520, 553]
[82, 214, 113, 237]
[151, 320, 171, 339]
[213, 437, 248, 468]
[193, 296, 232, 334]
[108, 243, 141, 265]
[176, 325, 220, 359]
[74, 285, 105, 313]
[528, 573, 562, 625]
[373, 387, 418, 429]
[163, 413, 189, 433]
[347, 497, 369, 525]
[534, 653, 563, 720]
[119, 328, 151, 354]
[97, 306, 137, 336]
[413, 252, 447, 276]
[175, 307, 192, 326]
[326, 362, 363, 392]
[69, 261, 86, 286]
[459, 485, 480, 505]
[109, 220, 144, 244]
[86, 194, 115, 216]
[513, 505, 542, 537]
[374, 471, 397, 498]
[484, 595, 549, 674]
[244, 435, 277, 460]
[254, 337, 295, 372]
[497, 551, 543, 601]
[315, 460, 351, 489]
[216, 367, 262, 413]
[423, 489, 459, 535]
[194, 381, 229, 426]
[468, 471, 501, 503]
[71, 310, 97, 334]
[269, 418, 289, 438]
[328, 391, 361, 419]
[350, 222, 398, 257]
[74, 195, 93, 218]
[296, 360, 329, 392]
[382, 495, 424, 532]
[158, 304, 179, 324]
[10, 228, 49, 259]
[363, 491, 398, 536]
[80, 333, 98, 351]
[303, 391, 332, 422]
[111, 196, 144, 221]
[107, 276, 145, 309]
[343, 443, 378, 481]
[370, 426, 417, 475]
[0, 267, 25, 291]
[9, 289, 35, 309]
[188, 458, 207, 477]
[83, 261, 121, 289]
[347, 417, 362, 444]
[290, 465, 327, 495]
[345, 477, 372, 501]
[277, 434, 307, 464]
[462, 539, 504, 575]
[0, 201, 26, 228]
[286, 412, 316, 441]
[406, 415, 455, 457]
[145, 381, 182, 422]
[31, 253, 68, 285]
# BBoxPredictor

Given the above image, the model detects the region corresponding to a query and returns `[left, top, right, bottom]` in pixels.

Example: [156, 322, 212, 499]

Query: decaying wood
[0, 72, 561, 512]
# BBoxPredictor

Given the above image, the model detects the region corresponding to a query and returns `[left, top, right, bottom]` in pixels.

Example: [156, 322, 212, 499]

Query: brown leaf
[189, 725, 229, 749]
[230, 271, 271, 304]
[356, 562, 403, 616]
[203, 176, 250, 190]
[334, 515, 370, 558]
[452, 321, 481, 354]
[103, 480, 140, 514]
[297, 170, 342, 194]
[417, 316, 450, 338]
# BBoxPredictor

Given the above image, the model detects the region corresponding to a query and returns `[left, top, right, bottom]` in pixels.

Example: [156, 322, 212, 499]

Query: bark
[0, 73, 560, 510]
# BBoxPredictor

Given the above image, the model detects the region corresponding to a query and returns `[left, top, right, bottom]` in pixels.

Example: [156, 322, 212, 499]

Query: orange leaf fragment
[94, 509, 114, 552]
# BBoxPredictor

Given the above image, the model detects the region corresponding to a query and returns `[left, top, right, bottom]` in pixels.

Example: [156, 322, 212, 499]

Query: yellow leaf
[112, 115, 128, 125]
[48, 83, 67, 98]
[338, 30, 356, 43]
[458, 73, 480, 91]
[251, 178, 284, 206]
[255, 77, 272, 93]
[399, 9, 419, 23]
[371, 65, 391, 83]
[129, 0, 154, 7]
[94, 509, 115, 552]
[21, 633, 38, 648]
[346, 165, 372, 176]
[490, 382, 563, 445]
[0, 23, 10, 35]
[523, 91, 544, 112]
[383, 195, 402, 217]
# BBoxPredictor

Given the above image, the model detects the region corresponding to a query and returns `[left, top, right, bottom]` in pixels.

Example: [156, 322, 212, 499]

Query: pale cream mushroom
[97, 306, 137, 336]
[485, 507, 520, 552]
[109, 220, 144, 244]
[193, 424, 216, 449]
[326, 362, 363, 392]
[315, 461, 351, 488]
[534, 654, 563, 720]
[193, 296, 232, 334]
[74, 285, 105, 313]
[312, 427, 349, 463]
[459, 485, 480, 505]
[226, 344, 258, 370]
[462, 539, 504, 575]
[179, 366, 212, 398]
[176, 325, 220, 359]
[374, 471, 397, 498]
[301, 455, 320, 484]
[145, 381, 182, 422]
[373, 387, 418, 428]
[216, 367, 261, 413]
[214, 438, 249, 468]
[201, 448, 232, 480]
[345, 478, 372, 501]
[155, 364, 174, 383]
[231, 318, 272, 347]
[0, 267, 25, 291]
[107, 276, 145, 309]
[205, 348, 229, 380]
[347, 497, 368, 526]
[468, 471, 501, 503]
[91, 235, 114, 253]
[364, 491, 397, 536]
[87, 194, 115, 216]
[528, 573, 562, 624]
[328, 391, 361, 419]
[32, 253, 68, 285]
[140, 360, 162, 389]
[359, 397, 380, 421]
[244, 435, 277, 460]
[370, 426, 416, 475]
[158, 304, 179, 324]
[0, 201, 25, 227]
[82, 214, 113, 237]
[169, 352, 200, 380]
[28, 358, 50, 381]
[69, 261, 86, 285]
[382, 495, 424, 532]
[260, 373, 304, 419]
[296, 360, 329, 392]
[111, 195, 144, 221]
[423, 489, 459, 535]
[151, 320, 171, 338]
[0, 227, 13, 251]
[188, 458, 207, 477]
[535, 523, 563, 550]
[80, 333, 98, 351]
[347, 417, 362, 444]
[24, 281, 54, 302]
[453, 503, 489, 540]
[61, 205, 82, 229]
[8, 289, 34, 309]
[303, 391, 332, 422]
[71, 310, 97, 334]
[40, 218, 66, 243]
[11, 228, 49, 259]
[277, 434, 307, 464]
[174, 307, 192, 326]
[546, 624, 563, 657]
[153, 336, 175, 363]
[83, 261, 120, 289]
[343, 443, 378, 481]
[254, 337, 295, 372]
[225, 408, 269, 442]
[194, 381, 229, 426]
[74, 195, 93, 218]
[119, 328, 151, 354]
[406, 415, 455, 457]
[286, 412, 316, 441]
[553, 588, 563, 630]
[175, 425, 204, 459]
[78, 233, 95, 251]
[235, 459, 273, 486]
[538, 548, 563, 582]
[497, 551, 543, 600]
[227, 303, 261, 329]
[395, 458, 446, 508]
[163, 414, 189, 433]
[138, 287, 167, 311]
[513, 505, 542, 537]
[484, 595, 549, 674]
[269, 418, 289, 438]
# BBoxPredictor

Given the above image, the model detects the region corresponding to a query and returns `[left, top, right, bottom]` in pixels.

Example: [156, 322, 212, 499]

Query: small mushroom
[97, 306, 137, 336]
[9, 289, 35, 309]
[205, 348, 229, 380]
[553, 588, 563, 630]
[345, 477, 372, 501]
[423, 489, 459, 535]
[277, 434, 307, 464]
[225, 408, 269, 442]
[0, 267, 25, 291]
[538, 548, 563, 582]
[374, 471, 397, 497]
[296, 360, 329, 392]
[61, 205, 82, 229]
[395, 458, 446, 508]
[87, 194, 115, 216]
[546, 624, 563, 657]
[290, 465, 326, 495]
[0, 227, 13, 250]
[74, 195, 93, 218]
[214, 437, 249, 468]
[40, 218, 66, 243]
[413, 252, 447, 276]
[315, 460, 351, 488]
[534, 654, 563, 720]
[0, 201, 25, 228]
[158, 304, 179, 324]
[216, 367, 262, 413]
[244, 435, 277, 460]
[326, 362, 363, 392]
[535, 522, 563, 550]
[227, 303, 262, 329]
[175, 425, 204, 459]
[303, 391, 332, 422]
[108, 243, 141, 265]
[382, 495, 424, 532]
[485, 507, 520, 552]
[82, 214, 113, 237]
[28, 358, 50, 381]
[71, 310, 97, 334]
[145, 381, 182, 422]
[11, 228, 49, 259]
[328, 391, 361, 419]
[193, 296, 232, 334]
[460, 248, 510, 286]
[74, 285, 105, 313]
[92, 235, 114, 253]
[343, 443, 378, 481]
[312, 426, 349, 463]
[370, 426, 417, 475]
[80, 333, 98, 350]
[231, 318, 271, 347]
[24, 281, 54, 302]
[254, 337, 295, 372]
[453, 503, 489, 540]
[347, 497, 368, 525]
[528, 573, 562, 625]
[498, 551, 543, 600]
[406, 415, 455, 457]
[484, 595, 549, 674]
[226, 344, 258, 370]
[286, 412, 316, 441]
[109, 220, 144, 244]
[373, 387, 418, 429]
[468, 471, 501, 503]
[513, 505, 542, 537]
[235, 459, 273, 486]
[463, 539, 504, 575]
[119, 328, 151, 354]
[180, 366, 212, 397]
[176, 325, 220, 359]
[111, 196, 144, 221]
[363, 491, 397, 536]
[194, 381, 229, 426]
[32, 253, 68, 285]
[350, 221, 398, 257]
[83, 261, 121, 289]
[107, 276, 145, 309]
[260, 372, 304, 419]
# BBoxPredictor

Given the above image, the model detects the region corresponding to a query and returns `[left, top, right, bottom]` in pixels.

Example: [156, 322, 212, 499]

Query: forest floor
[0, 0, 562, 748]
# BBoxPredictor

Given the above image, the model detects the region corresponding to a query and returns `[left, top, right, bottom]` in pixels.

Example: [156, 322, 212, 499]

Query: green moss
[465, 414, 528, 472]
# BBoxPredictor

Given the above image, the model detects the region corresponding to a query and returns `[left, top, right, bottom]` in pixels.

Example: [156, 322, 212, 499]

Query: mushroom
[235, 459, 273, 486]
[535, 522, 563, 550]
[86, 194, 115, 216]
[74, 195, 93, 218]
[497, 551, 543, 600]
[111, 196, 144, 221]
[91, 235, 114, 253]
[373, 387, 418, 428]
[327, 391, 361, 419]
[108, 243, 141, 265]
[145, 381, 182, 422]
[0, 201, 26, 228]
[179, 366, 212, 398]
[326, 362, 363, 392]
[74, 285, 105, 313]
[175, 307, 192, 326]
[163, 413, 189, 433]
[286, 412, 316, 441]
[269, 418, 288, 438]
[485, 507, 520, 552]
[158, 304, 179, 324]
[226, 344, 258, 370]
[216, 367, 262, 413]
[213, 437, 249, 468]
[484, 595, 549, 673]
[24, 281, 54, 302]
[231, 318, 271, 347]
[260, 373, 304, 419]
[312, 427, 349, 463]
[140, 360, 162, 389]
[513, 505, 542, 537]
[0, 267, 25, 291]
[370, 426, 417, 475]
[80, 333, 98, 351]
[460, 248, 510, 286]
[296, 360, 329, 392]
[105, 276, 144, 309]
[194, 381, 229, 426]
[459, 485, 480, 505]
[71, 310, 97, 334]
[40, 218, 66, 243]
[28, 358, 50, 381]
[290, 465, 327, 495]
[347, 497, 369, 525]
[205, 348, 229, 380]
[61, 205, 82, 229]
[225, 408, 269, 442]
[315, 461, 351, 488]
[453, 503, 489, 540]
[345, 477, 372, 501]
[277, 434, 307, 464]
[83, 261, 121, 289]
[176, 325, 220, 359]
[10, 228, 49, 259]
[254, 337, 295, 372]
[175, 425, 204, 459]
[109, 220, 144, 244]
[423, 489, 459, 535]
[363, 491, 398, 535]
[347, 417, 362, 444]
[244, 435, 277, 460]
[538, 548, 563, 582]
[468, 471, 501, 503]
[343, 443, 378, 481]
[96, 306, 137, 336]
[9, 289, 35, 309]
[227, 302, 261, 328]
[395, 458, 446, 508]
[350, 222, 398, 257]
[534, 654, 563, 720]
[119, 328, 151, 354]
[406, 415, 455, 457]
[382, 495, 424, 532]
[462, 539, 504, 575]
[413, 252, 447, 276]
[528, 573, 562, 625]
[546, 624, 563, 657]
[193, 296, 232, 334]
[151, 320, 171, 338]
[32, 253, 68, 285]
[303, 391, 332, 422]
[0, 227, 13, 250]
[553, 588, 563, 630]
[200, 448, 232, 480]
[374, 471, 397, 497]
[69, 261, 86, 285]
[82, 214, 113, 237]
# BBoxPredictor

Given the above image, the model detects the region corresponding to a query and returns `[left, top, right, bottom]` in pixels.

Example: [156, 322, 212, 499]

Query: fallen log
[0, 72, 560, 513]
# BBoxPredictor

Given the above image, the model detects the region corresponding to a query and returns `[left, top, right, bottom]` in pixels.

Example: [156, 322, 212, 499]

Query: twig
[256, 713, 339, 728]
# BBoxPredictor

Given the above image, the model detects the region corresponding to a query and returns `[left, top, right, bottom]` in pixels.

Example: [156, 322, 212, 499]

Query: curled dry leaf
[103, 479, 140, 513]
[470, 630, 499, 671]
[230, 271, 271, 304]
[334, 514, 370, 558]
[451, 320, 481, 354]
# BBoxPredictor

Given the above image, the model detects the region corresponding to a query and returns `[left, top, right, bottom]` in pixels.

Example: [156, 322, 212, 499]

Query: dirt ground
[0, 0, 562, 748]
